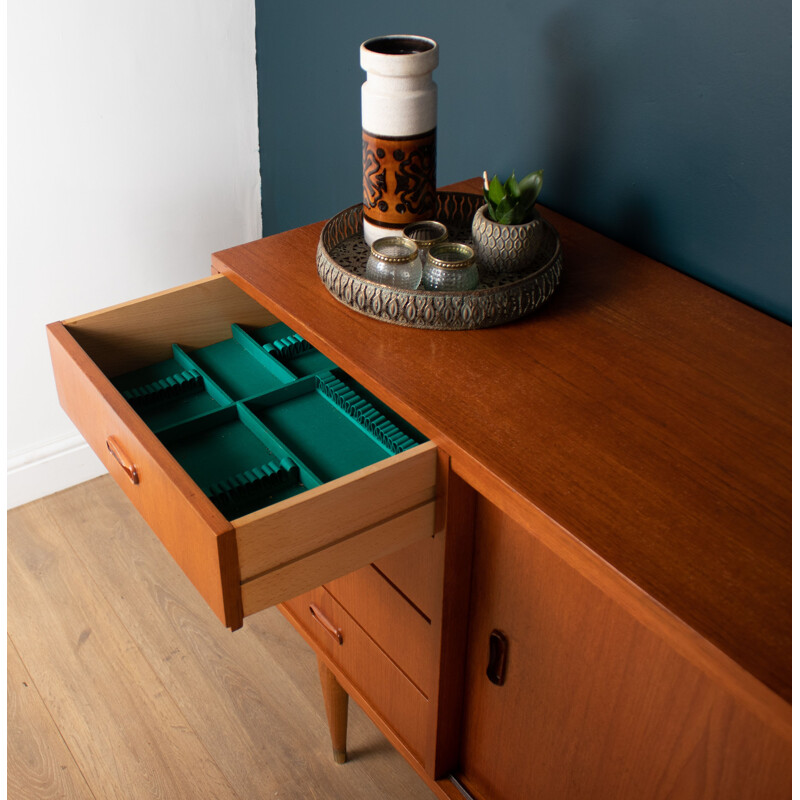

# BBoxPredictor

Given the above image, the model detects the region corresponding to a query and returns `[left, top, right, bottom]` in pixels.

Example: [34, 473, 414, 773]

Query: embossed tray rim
[316, 191, 563, 330]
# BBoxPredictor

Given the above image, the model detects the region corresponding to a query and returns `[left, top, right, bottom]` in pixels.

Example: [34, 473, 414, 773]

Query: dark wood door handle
[487, 629, 508, 685]
[106, 437, 139, 484]
[309, 603, 343, 645]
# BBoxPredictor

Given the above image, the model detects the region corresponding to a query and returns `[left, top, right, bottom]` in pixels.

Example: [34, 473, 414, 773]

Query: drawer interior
[107, 320, 425, 520]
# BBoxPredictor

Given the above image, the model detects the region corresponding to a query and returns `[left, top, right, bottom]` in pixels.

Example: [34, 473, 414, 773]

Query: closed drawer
[324, 559, 438, 697]
[283, 586, 429, 761]
[47, 274, 437, 630]
[322, 531, 445, 698]
[372, 531, 445, 623]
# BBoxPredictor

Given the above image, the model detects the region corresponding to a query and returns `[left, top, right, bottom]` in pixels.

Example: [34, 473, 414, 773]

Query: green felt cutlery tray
[112, 321, 425, 520]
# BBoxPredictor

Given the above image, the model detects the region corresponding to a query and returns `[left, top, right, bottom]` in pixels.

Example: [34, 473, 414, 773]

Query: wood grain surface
[8, 494, 240, 800]
[63, 273, 276, 377]
[7, 477, 436, 800]
[240, 500, 435, 616]
[371, 532, 445, 623]
[425, 468, 477, 778]
[458, 497, 791, 800]
[212, 178, 791, 703]
[7, 638, 94, 800]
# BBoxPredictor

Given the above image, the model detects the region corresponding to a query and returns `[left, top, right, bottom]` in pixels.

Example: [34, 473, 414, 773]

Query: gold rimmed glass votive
[365, 236, 423, 289]
[401, 220, 448, 265]
[422, 242, 479, 291]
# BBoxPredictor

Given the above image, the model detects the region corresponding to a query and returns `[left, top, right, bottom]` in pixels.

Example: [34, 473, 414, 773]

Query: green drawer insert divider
[316, 373, 418, 454]
[179, 332, 294, 402]
[157, 404, 323, 519]
[172, 345, 236, 407]
[230, 325, 298, 385]
[121, 368, 204, 408]
[205, 457, 301, 520]
[112, 356, 230, 431]
[244, 323, 337, 378]
[264, 333, 311, 360]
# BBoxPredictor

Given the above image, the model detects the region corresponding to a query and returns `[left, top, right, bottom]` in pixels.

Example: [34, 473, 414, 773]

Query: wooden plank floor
[8, 475, 436, 800]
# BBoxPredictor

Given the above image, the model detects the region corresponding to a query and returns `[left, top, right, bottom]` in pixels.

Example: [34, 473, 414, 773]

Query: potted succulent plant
[472, 169, 544, 275]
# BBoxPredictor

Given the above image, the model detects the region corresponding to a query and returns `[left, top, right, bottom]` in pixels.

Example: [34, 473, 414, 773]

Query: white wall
[8, 1, 261, 507]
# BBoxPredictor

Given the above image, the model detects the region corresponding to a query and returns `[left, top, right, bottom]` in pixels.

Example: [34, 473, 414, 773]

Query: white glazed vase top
[361, 35, 438, 245]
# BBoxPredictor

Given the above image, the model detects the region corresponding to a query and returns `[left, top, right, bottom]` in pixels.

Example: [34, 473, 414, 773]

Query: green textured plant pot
[471, 204, 545, 276]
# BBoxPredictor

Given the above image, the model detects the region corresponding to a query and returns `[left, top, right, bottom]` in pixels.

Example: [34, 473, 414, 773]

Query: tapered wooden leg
[317, 657, 349, 764]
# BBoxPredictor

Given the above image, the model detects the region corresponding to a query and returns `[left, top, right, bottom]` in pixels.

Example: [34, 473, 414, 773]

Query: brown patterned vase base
[362, 129, 436, 227]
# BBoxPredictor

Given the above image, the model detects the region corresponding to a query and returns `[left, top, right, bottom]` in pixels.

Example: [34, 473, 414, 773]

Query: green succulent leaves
[483, 169, 543, 225]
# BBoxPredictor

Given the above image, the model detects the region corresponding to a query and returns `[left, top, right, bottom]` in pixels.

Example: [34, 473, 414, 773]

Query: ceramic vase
[471, 205, 545, 276]
[360, 35, 438, 246]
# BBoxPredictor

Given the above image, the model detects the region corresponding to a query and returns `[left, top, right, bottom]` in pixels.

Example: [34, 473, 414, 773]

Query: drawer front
[283, 586, 430, 761]
[372, 531, 445, 622]
[236, 445, 437, 616]
[324, 558, 438, 698]
[47, 320, 242, 628]
[48, 275, 437, 631]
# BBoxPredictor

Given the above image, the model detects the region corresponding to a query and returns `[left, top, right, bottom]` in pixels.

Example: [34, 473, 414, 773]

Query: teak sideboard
[47, 178, 790, 799]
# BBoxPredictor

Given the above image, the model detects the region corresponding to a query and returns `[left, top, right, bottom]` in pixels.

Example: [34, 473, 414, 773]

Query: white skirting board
[8, 434, 108, 509]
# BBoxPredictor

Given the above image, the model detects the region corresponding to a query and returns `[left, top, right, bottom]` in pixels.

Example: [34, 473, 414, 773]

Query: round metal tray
[316, 191, 562, 330]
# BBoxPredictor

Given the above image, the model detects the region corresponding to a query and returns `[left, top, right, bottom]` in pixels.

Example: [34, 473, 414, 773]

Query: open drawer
[47, 274, 437, 630]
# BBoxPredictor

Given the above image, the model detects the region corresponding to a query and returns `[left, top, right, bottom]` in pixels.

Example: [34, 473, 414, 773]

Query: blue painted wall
[255, 0, 790, 321]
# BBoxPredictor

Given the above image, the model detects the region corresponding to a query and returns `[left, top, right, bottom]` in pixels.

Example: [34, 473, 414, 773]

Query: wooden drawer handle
[106, 437, 139, 485]
[487, 629, 508, 685]
[309, 603, 343, 645]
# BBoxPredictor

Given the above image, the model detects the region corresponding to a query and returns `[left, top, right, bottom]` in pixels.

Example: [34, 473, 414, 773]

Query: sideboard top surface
[212, 178, 791, 703]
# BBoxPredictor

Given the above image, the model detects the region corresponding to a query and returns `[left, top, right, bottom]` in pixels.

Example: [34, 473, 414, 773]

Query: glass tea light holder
[422, 242, 479, 291]
[401, 220, 448, 265]
[365, 236, 423, 289]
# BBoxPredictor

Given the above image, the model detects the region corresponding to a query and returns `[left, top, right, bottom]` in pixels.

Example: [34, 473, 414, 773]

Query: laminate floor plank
[7, 636, 95, 800]
[10, 476, 433, 800]
[8, 498, 241, 800]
